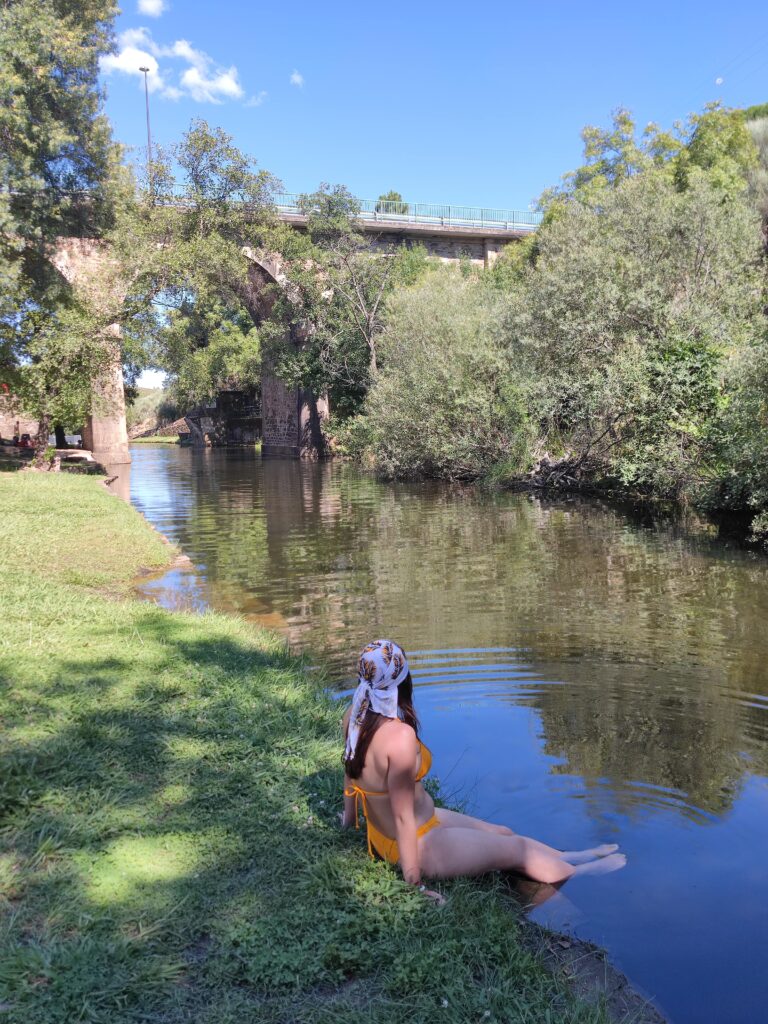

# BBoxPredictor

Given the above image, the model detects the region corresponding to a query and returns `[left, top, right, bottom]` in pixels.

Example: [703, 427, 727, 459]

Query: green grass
[0, 474, 607, 1024]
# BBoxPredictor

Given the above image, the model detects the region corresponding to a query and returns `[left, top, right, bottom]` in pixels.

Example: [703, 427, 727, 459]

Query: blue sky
[101, 1, 768, 214]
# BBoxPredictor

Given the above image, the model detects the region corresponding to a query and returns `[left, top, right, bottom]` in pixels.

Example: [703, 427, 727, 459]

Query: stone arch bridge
[56, 197, 538, 463]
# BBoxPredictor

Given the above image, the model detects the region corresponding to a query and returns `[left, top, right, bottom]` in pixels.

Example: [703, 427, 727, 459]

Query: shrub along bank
[0, 474, 608, 1024]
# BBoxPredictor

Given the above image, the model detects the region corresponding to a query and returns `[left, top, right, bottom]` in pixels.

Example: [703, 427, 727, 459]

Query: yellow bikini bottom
[366, 814, 441, 864]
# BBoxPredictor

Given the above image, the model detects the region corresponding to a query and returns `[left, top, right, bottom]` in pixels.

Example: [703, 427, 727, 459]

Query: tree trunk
[54, 423, 68, 449]
[302, 391, 328, 459]
[32, 414, 53, 469]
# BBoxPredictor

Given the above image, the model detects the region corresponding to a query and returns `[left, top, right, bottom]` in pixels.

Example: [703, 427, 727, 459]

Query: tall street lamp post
[139, 66, 153, 198]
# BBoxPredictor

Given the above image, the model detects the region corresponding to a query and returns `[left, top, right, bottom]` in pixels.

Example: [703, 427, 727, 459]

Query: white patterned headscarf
[344, 639, 410, 762]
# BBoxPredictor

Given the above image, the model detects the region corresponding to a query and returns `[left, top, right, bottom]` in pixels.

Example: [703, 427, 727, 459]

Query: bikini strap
[344, 784, 374, 856]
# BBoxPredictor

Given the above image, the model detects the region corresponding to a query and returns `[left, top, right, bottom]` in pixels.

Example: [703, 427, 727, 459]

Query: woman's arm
[341, 774, 357, 828]
[387, 730, 421, 885]
[340, 706, 356, 828]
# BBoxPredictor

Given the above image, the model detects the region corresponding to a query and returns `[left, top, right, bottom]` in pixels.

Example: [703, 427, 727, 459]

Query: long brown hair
[343, 673, 420, 779]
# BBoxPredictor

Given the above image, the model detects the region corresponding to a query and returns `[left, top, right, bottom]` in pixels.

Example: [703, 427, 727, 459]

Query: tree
[538, 108, 657, 215]
[746, 116, 768, 233]
[113, 120, 286, 410]
[673, 103, 758, 196]
[264, 184, 429, 418]
[505, 170, 764, 496]
[375, 191, 410, 216]
[161, 299, 261, 408]
[708, 338, 768, 542]
[361, 267, 531, 479]
[0, 0, 121, 458]
[539, 103, 759, 218]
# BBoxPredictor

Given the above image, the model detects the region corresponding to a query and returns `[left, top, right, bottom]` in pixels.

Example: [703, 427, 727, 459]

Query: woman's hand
[419, 886, 446, 906]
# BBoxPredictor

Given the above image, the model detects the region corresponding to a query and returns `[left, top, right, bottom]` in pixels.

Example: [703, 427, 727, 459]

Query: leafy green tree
[266, 185, 430, 418]
[375, 191, 410, 215]
[745, 102, 768, 121]
[539, 108, 659, 215]
[708, 338, 768, 540]
[540, 103, 758, 217]
[297, 182, 360, 243]
[161, 299, 261, 408]
[114, 120, 287, 409]
[360, 267, 531, 479]
[505, 170, 764, 495]
[673, 103, 758, 196]
[0, 0, 121, 456]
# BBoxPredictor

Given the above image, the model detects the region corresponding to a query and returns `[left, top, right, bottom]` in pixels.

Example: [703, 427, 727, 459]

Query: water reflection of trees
[140, 452, 768, 819]
[534, 661, 749, 820]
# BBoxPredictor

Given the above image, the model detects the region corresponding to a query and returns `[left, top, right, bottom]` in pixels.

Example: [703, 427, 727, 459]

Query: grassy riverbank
[0, 474, 609, 1024]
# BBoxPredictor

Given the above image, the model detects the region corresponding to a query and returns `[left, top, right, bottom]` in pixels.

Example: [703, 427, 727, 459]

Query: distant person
[342, 640, 625, 902]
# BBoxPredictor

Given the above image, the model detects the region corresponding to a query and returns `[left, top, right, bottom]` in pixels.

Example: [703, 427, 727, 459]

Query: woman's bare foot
[560, 844, 619, 865]
[571, 852, 627, 876]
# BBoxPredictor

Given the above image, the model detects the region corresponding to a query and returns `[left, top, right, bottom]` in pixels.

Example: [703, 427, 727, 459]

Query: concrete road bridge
[51, 195, 540, 464]
[273, 193, 539, 268]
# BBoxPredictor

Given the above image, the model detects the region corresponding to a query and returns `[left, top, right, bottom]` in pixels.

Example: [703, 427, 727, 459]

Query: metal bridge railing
[274, 193, 541, 232]
[7, 186, 541, 232]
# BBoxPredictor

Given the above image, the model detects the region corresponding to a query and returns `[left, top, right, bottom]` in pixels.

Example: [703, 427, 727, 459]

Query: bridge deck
[276, 210, 530, 240]
[275, 194, 539, 236]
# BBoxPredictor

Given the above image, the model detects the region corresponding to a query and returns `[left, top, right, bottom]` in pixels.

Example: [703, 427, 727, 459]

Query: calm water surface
[128, 445, 768, 1024]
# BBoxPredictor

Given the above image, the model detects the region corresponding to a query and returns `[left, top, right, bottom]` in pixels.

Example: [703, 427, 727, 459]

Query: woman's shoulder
[376, 718, 419, 754]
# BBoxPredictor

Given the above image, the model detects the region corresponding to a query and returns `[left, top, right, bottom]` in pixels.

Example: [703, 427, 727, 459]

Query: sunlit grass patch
[85, 834, 204, 905]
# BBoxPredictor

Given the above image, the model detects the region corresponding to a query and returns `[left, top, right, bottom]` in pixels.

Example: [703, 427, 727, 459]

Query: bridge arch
[241, 247, 329, 459]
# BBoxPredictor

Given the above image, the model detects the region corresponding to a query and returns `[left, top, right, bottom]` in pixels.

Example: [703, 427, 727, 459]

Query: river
[127, 444, 768, 1024]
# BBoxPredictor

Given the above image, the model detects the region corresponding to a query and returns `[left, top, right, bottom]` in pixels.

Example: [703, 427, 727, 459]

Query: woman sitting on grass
[342, 640, 626, 902]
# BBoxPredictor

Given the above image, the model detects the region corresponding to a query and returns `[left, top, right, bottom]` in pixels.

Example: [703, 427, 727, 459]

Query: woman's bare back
[343, 712, 435, 836]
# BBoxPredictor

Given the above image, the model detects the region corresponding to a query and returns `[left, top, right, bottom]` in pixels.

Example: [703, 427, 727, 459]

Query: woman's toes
[594, 843, 619, 857]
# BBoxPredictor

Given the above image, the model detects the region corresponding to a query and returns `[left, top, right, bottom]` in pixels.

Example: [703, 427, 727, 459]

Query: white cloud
[245, 91, 267, 107]
[168, 39, 203, 67]
[180, 64, 243, 103]
[138, 0, 166, 15]
[100, 28, 247, 103]
[100, 45, 165, 94]
[290, 69, 304, 87]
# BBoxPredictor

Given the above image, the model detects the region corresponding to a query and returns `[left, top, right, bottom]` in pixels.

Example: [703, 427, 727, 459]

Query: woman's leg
[434, 809, 618, 863]
[419, 826, 626, 884]
[435, 807, 515, 835]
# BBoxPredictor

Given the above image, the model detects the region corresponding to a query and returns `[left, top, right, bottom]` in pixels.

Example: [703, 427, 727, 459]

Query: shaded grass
[0, 474, 607, 1023]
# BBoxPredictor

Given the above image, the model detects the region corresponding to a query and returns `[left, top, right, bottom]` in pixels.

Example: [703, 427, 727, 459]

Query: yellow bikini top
[348, 739, 432, 798]
[415, 740, 432, 783]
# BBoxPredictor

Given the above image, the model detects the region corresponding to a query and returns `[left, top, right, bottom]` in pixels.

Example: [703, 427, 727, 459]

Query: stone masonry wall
[366, 233, 482, 264]
[0, 397, 37, 441]
[262, 370, 301, 456]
